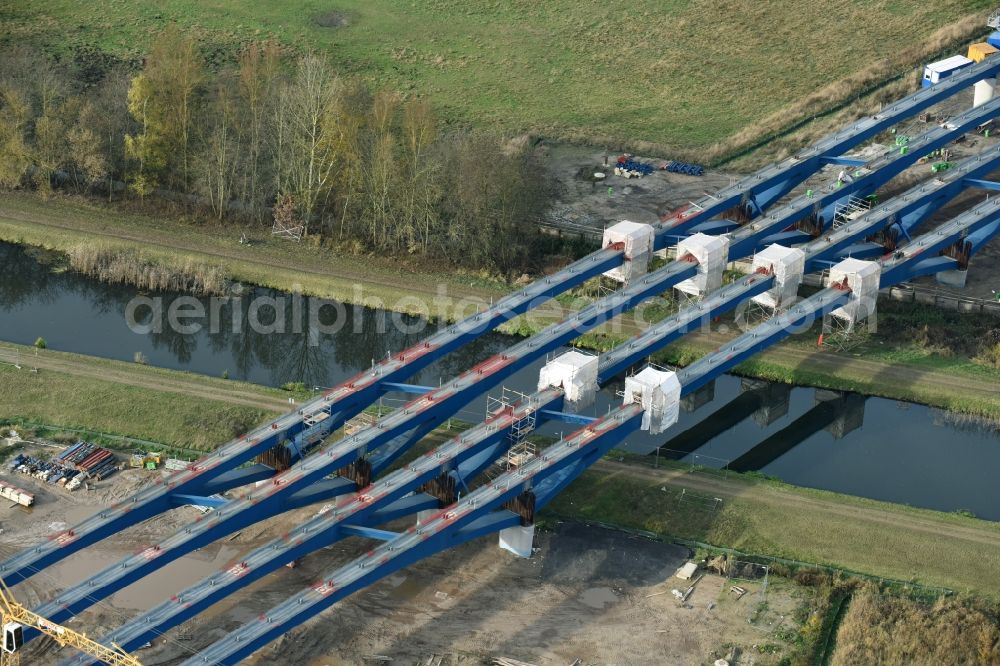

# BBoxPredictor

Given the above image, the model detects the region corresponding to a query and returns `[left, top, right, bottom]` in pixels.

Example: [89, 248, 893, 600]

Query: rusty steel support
[502, 491, 536, 527]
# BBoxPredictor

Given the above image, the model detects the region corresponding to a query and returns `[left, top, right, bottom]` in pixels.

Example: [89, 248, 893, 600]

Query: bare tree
[68, 100, 108, 191]
[0, 84, 30, 189]
[238, 41, 280, 221]
[87, 66, 131, 199]
[285, 54, 340, 234]
[196, 79, 240, 220]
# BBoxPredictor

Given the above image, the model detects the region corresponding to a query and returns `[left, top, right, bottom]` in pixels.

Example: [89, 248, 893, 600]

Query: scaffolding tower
[832, 195, 873, 231]
[484, 388, 539, 476]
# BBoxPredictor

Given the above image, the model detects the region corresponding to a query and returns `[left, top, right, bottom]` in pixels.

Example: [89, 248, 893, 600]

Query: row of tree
[0, 31, 550, 275]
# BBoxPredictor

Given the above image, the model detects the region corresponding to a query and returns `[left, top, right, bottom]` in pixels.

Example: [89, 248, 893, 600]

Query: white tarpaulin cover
[750, 244, 806, 309]
[623, 366, 681, 435]
[675, 233, 730, 296]
[538, 350, 599, 408]
[827, 258, 881, 323]
[602, 220, 654, 283]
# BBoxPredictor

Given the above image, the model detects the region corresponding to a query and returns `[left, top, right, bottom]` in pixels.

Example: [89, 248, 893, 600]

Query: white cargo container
[921, 55, 974, 88]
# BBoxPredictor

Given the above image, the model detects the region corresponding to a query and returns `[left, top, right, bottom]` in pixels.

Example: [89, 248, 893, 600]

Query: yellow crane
[0, 577, 141, 666]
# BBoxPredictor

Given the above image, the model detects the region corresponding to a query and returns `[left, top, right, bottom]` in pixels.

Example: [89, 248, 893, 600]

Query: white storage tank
[623, 366, 681, 435]
[602, 220, 654, 283]
[826, 258, 881, 324]
[750, 244, 806, 310]
[674, 233, 730, 297]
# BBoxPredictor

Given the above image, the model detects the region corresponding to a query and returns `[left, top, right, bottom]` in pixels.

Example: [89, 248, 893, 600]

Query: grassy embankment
[4, 1, 991, 162]
[4, 192, 1000, 420]
[2, 341, 1000, 599]
[547, 461, 1000, 599]
[0, 346, 285, 452]
[0, 193, 509, 318]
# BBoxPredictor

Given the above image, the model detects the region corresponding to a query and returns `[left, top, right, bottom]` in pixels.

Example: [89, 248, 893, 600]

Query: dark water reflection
[1, 242, 998, 519]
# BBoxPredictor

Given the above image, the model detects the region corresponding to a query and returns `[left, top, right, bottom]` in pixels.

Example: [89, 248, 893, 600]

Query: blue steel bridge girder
[801, 143, 1000, 273]
[186, 464, 275, 497]
[63, 199, 1000, 663]
[677, 289, 852, 396]
[55, 392, 568, 659]
[964, 178, 1000, 192]
[654, 56, 1000, 248]
[35, 65, 1000, 660]
[681, 194, 1000, 401]
[597, 273, 775, 382]
[538, 410, 599, 426]
[170, 495, 226, 510]
[967, 218, 1000, 252]
[129, 205, 1000, 666]
[12, 51, 998, 592]
[367, 418, 449, 477]
[368, 493, 441, 525]
[161, 143, 1000, 597]
[380, 382, 435, 395]
[724, 95, 1000, 261]
[35, 260, 700, 634]
[880, 195, 1000, 286]
[173, 407, 645, 666]
[163, 132, 996, 531]
[36, 390, 566, 634]
[0, 247, 623, 587]
[820, 156, 867, 167]
[339, 525, 399, 542]
[606, 191, 981, 382]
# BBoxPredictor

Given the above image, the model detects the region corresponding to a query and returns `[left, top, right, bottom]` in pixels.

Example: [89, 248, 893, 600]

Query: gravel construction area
[0, 457, 807, 665]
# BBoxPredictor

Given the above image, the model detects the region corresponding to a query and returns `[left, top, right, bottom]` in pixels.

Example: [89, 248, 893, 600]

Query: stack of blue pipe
[665, 160, 705, 176]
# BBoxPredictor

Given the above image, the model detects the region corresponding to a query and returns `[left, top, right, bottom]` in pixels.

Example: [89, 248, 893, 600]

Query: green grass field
[0, 352, 282, 450]
[3, 0, 991, 153]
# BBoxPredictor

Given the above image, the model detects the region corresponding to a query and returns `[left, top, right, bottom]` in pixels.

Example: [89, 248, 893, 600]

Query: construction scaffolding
[485, 388, 539, 474]
[832, 195, 873, 231]
[674, 233, 730, 299]
[822, 258, 881, 350]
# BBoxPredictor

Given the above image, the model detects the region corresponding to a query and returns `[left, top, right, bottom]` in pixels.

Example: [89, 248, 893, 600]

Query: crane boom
[0, 578, 141, 666]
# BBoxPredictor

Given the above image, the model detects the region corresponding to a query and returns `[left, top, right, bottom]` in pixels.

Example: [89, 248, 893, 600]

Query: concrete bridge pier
[498, 525, 535, 558]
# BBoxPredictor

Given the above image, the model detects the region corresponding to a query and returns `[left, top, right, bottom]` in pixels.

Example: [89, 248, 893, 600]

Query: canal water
[1, 242, 998, 519]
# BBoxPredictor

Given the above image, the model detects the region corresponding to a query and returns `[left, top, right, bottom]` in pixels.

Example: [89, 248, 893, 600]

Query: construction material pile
[614, 155, 655, 178]
[0, 479, 34, 507]
[8, 442, 119, 491]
